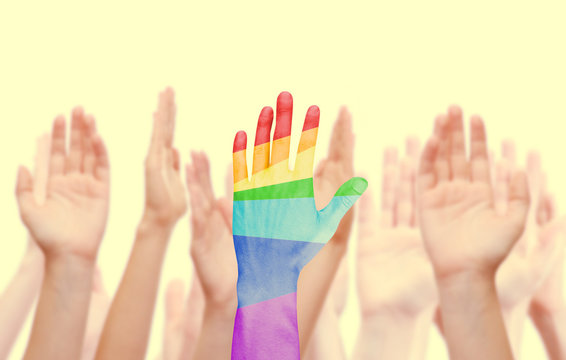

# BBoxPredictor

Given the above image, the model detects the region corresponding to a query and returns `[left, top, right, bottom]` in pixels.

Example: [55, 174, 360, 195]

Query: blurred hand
[144, 88, 187, 227]
[417, 107, 529, 279]
[186, 152, 238, 311]
[357, 140, 437, 318]
[496, 145, 565, 311]
[15, 107, 110, 261]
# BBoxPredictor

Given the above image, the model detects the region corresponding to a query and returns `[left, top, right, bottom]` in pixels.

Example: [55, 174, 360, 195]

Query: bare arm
[95, 88, 187, 360]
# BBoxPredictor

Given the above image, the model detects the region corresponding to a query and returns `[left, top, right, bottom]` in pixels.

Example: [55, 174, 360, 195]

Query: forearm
[530, 304, 566, 360]
[23, 254, 94, 360]
[352, 310, 434, 360]
[95, 215, 172, 360]
[303, 300, 346, 360]
[191, 304, 235, 360]
[437, 271, 514, 360]
[298, 239, 346, 352]
[0, 243, 44, 358]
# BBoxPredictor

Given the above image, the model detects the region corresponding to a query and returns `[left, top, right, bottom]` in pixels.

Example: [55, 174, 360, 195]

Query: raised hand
[19, 108, 109, 360]
[95, 88, 186, 360]
[231, 92, 367, 360]
[16, 108, 110, 261]
[185, 152, 236, 360]
[301, 107, 357, 360]
[353, 140, 437, 360]
[417, 106, 529, 360]
[0, 134, 49, 359]
[144, 88, 187, 227]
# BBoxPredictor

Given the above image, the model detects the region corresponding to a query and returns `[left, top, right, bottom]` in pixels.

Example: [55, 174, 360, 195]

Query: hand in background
[417, 106, 529, 360]
[352, 139, 437, 360]
[16, 108, 110, 262]
[0, 134, 50, 359]
[19, 108, 109, 360]
[161, 276, 205, 360]
[185, 152, 236, 360]
[144, 88, 187, 227]
[302, 107, 357, 360]
[95, 88, 186, 360]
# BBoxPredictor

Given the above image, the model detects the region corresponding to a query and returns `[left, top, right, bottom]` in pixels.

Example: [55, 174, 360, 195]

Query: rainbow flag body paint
[231, 98, 367, 359]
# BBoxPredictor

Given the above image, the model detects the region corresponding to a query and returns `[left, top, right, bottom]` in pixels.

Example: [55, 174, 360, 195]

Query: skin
[185, 152, 236, 360]
[494, 145, 565, 358]
[301, 107, 357, 360]
[352, 140, 437, 360]
[0, 134, 49, 359]
[159, 275, 204, 360]
[95, 88, 187, 360]
[529, 188, 566, 360]
[187, 96, 362, 359]
[417, 106, 529, 360]
[16, 108, 110, 360]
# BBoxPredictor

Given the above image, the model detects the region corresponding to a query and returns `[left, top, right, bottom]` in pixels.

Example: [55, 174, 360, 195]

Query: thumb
[15, 166, 36, 221]
[319, 177, 368, 230]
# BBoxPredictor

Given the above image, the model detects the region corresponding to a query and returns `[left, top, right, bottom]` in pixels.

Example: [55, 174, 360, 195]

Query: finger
[271, 92, 293, 166]
[502, 140, 517, 170]
[507, 170, 530, 224]
[469, 115, 491, 183]
[396, 158, 413, 227]
[546, 194, 557, 221]
[16, 166, 36, 219]
[83, 115, 97, 175]
[49, 115, 67, 177]
[417, 136, 439, 195]
[328, 106, 354, 164]
[92, 267, 107, 294]
[433, 115, 450, 182]
[193, 151, 215, 203]
[381, 147, 398, 228]
[252, 107, 274, 174]
[296, 105, 319, 173]
[233, 131, 248, 186]
[160, 87, 176, 148]
[320, 177, 368, 234]
[224, 163, 233, 197]
[33, 133, 51, 203]
[357, 183, 377, 238]
[217, 197, 233, 229]
[92, 134, 110, 182]
[527, 151, 542, 200]
[494, 161, 510, 216]
[171, 147, 180, 172]
[66, 107, 85, 173]
[447, 105, 469, 180]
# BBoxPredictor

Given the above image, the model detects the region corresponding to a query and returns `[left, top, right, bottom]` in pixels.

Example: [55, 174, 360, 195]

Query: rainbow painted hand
[230, 92, 367, 360]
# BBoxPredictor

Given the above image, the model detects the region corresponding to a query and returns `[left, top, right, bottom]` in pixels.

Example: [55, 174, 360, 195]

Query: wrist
[138, 210, 176, 238]
[142, 207, 183, 230]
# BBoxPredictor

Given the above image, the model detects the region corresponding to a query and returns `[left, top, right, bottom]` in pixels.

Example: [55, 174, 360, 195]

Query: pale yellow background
[1, 0, 565, 359]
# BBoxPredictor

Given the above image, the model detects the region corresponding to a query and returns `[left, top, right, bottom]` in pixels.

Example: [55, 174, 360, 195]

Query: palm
[16, 110, 110, 261]
[359, 228, 436, 316]
[420, 181, 519, 273]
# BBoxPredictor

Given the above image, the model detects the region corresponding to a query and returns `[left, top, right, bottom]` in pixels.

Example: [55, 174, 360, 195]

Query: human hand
[143, 88, 187, 228]
[16, 108, 110, 262]
[357, 140, 437, 319]
[185, 152, 237, 312]
[496, 145, 564, 311]
[231, 92, 367, 359]
[417, 106, 529, 279]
